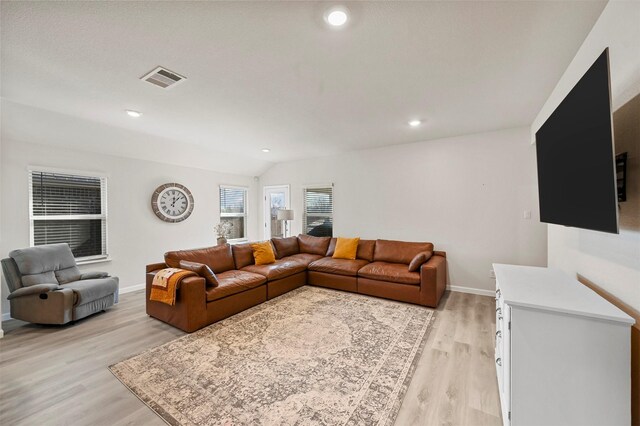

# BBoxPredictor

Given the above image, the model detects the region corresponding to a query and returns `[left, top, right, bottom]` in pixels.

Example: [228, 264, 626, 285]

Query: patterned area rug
[110, 286, 435, 426]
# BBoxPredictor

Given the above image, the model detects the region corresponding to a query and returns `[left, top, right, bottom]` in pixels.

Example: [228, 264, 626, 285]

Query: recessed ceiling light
[408, 120, 422, 127]
[261, 148, 271, 153]
[325, 7, 349, 27]
[126, 110, 142, 118]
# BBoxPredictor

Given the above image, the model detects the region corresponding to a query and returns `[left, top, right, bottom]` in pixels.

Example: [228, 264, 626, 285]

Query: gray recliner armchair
[1, 243, 119, 324]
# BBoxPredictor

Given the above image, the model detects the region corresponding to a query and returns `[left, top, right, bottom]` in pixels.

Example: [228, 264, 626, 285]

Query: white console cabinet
[493, 264, 634, 426]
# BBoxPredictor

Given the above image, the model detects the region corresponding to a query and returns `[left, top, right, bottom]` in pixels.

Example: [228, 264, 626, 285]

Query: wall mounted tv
[535, 48, 618, 234]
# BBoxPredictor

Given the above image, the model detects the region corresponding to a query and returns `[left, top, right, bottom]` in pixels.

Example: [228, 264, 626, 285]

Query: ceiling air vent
[141, 66, 186, 89]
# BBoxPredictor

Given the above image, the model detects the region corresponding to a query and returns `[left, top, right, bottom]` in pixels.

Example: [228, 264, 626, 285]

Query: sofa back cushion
[9, 243, 81, 286]
[165, 244, 235, 274]
[271, 237, 299, 259]
[326, 238, 375, 262]
[326, 238, 337, 256]
[232, 243, 255, 269]
[356, 240, 376, 262]
[55, 267, 83, 284]
[297, 234, 331, 256]
[373, 240, 434, 265]
[22, 271, 59, 287]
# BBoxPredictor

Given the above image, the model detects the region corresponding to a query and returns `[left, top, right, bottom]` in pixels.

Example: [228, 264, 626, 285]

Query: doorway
[263, 185, 290, 239]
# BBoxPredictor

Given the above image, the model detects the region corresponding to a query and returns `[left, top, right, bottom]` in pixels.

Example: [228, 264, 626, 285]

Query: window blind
[29, 170, 108, 260]
[219, 186, 247, 240]
[303, 186, 333, 237]
[219, 187, 246, 214]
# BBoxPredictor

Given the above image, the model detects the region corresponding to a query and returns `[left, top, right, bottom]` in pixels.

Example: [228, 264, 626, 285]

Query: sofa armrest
[146, 262, 167, 273]
[7, 283, 62, 300]
[146, 271, 207, 332]
[419, 254, 447, 307]
[80, 271, 109, 280]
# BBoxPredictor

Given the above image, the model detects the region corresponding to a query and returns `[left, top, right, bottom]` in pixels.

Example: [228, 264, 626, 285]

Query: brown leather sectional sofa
[146, 235, 447, 332]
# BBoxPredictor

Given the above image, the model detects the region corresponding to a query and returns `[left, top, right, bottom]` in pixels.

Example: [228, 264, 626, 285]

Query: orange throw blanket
[150, 268, 197, 306]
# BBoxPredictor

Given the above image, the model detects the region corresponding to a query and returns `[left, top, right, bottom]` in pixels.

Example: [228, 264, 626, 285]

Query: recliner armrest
[80, 271, 109, 280]
[7, 283, 62, 300]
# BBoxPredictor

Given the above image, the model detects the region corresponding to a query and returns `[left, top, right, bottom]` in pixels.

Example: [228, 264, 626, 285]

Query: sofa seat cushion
[62, 277, 119, 306]
[309, 257, 370, 277]
[283, 253, 324, 266]
[241, 259, 306, 281]
[358, 262, 421, 285]
[206, 270, 266, 302]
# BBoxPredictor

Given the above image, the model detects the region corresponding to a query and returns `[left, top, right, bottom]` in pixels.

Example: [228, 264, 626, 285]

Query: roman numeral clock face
[151, 183, 194, 223]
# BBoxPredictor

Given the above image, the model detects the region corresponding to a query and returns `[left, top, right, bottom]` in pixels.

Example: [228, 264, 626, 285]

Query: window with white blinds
[219, 185, 248, 240]
[29, 169, 108, 261]
[303, 186, 333, 237]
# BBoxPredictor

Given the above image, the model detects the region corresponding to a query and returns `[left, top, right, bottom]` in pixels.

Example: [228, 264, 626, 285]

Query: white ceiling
[1, 1, 606, 173]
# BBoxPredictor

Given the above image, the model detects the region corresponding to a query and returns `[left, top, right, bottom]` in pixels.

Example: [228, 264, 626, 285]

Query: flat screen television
[535, 48, 618, 234]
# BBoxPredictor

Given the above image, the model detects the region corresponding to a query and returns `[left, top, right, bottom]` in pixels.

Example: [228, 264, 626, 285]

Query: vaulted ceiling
[1, 1, 606, 175]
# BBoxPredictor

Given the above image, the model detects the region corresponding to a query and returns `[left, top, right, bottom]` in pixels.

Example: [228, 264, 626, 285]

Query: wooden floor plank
[0, 289, 501, 426]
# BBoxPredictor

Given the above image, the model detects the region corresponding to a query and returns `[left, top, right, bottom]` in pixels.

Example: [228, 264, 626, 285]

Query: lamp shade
[276, 209, 294, 221]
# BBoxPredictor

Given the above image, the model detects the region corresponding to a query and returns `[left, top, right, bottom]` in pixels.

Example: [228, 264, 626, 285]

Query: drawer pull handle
[496, 289, 501, 297]
[496, 307, 502, 315]
[496, 330, 502, 338]
[498, 316, 503, 321]
[496, 357, 502, 366]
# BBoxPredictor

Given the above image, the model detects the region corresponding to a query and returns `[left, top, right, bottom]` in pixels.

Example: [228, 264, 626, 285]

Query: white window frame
[263, 184, 291, 240]
[28, 166, 109, 264]
[303, 184, 334, 237]
[219, 184, 249, 243]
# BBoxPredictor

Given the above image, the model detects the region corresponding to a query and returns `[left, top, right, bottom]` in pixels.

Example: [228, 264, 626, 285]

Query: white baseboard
[1, 312, 11, 322]
[447, 285, 495, 297]
[119, 283, 145, 294]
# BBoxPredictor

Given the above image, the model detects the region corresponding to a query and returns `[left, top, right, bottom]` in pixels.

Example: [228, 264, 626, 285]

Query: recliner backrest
[9, 243, 81, 287]
[1, 257, 23, 292]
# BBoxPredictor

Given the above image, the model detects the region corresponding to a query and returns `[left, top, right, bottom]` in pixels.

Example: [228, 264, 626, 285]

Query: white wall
[2, 100, 273, 177]
[532, 1, 640, 311]
[259, 126, 547, 294]
[0, 138, 259, 317]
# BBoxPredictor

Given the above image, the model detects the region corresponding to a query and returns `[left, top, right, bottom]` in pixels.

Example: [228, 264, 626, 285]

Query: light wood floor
[0, 289, 501, 426]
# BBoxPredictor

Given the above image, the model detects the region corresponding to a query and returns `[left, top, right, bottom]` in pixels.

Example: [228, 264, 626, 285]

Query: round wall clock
[151, 183, 194, 223]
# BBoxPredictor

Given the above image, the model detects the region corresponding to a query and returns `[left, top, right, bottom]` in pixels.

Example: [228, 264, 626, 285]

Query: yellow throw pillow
[251, 241, 276, 265]
[332, 237, 360, 260]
